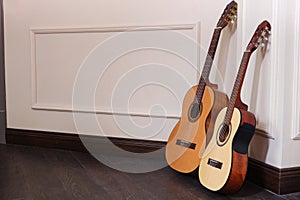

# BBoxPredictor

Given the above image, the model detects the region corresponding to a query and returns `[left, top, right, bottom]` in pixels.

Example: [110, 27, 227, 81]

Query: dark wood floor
[1, 144, 300, 200]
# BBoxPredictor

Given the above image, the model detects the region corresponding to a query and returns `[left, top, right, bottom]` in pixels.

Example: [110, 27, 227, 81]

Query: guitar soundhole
[217, 123, 231, 146]
[188, 102, 202, 122]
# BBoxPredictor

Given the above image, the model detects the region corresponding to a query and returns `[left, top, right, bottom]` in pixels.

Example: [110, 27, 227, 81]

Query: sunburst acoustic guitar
[165, 1, 237, 173]
[198, 20, 271, 194]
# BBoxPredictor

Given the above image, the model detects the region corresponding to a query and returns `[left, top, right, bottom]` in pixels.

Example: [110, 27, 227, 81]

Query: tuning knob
[262, 28, 271, 44]
[264, 36, 269, 41]
[265, 27, 271, 35]
[230, 15, 237, 24]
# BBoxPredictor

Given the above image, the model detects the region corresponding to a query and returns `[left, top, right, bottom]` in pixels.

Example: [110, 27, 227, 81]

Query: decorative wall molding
[292, 0, 300, 140]
[30, 24, 199, 119]
[31, 104, 180, 119]
[247, 157, 300, 195]
[266, 0, 280, 140]
[30, 24, 197, 34]
[255, 129, 274, 139]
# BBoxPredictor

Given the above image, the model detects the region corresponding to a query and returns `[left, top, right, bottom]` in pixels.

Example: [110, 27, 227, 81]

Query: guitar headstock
[217, 1, 238, 29]
[247, 20, 271, 52]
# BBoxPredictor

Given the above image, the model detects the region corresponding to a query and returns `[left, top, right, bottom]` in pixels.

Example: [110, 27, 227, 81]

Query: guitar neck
[223, 20, 271, 126]
[224, 51, 252, 125]
[195, 27, 222, 103]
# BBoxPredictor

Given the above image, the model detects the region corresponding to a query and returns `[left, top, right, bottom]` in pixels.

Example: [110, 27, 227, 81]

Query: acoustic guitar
[198, 20, 271, 194]
[165, 1, 237, 173]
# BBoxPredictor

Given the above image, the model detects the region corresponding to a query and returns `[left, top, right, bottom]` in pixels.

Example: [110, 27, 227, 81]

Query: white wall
[4, 0, 300, 168]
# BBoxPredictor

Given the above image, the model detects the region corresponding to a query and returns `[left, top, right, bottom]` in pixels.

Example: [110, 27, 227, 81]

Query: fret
[220, 20, 271, 138]
[193, 0, 238, 105]
[202, 28, 222, 80]
[195, 28, 222, 104]
[224, 52, 252, 125]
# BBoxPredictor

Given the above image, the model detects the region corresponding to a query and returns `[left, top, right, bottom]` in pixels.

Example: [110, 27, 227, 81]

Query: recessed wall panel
[32, 25, 199, 118]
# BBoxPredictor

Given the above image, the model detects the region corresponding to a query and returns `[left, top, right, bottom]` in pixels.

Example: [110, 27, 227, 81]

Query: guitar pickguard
[232, 122, 255, 154]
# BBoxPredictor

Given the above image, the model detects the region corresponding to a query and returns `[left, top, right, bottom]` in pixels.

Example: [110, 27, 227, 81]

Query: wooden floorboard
[6, 128, 300, 195]
[1, 144, 299, 200]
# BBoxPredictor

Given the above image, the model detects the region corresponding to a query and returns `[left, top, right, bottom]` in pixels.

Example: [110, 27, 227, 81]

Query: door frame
[0, 0, 6, 144]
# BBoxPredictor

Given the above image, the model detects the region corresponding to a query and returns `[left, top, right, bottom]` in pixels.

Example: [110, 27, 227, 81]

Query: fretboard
[223, 51, 252, 125]
[195, 27, 222, 104]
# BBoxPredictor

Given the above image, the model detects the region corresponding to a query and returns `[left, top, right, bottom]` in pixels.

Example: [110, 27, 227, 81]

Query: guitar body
[199, 107, 256, 194]
[165, 85, 227, 173]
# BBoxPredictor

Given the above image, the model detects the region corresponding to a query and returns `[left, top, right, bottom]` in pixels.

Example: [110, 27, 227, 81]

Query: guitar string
[194, 28, 222, 105]
[219, 52, 252, 141]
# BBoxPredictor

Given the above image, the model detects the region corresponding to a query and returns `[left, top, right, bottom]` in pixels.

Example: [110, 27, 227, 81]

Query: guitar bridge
[176, 139, 196, 150]
[208, 158, 223, 169]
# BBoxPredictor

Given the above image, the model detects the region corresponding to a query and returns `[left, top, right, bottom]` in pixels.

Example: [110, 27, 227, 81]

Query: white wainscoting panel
[31, 24, 200, 119]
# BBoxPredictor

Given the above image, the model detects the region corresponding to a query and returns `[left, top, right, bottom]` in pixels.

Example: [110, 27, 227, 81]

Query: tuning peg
[263, 30, 271, 42]
[233, 5, 238, 11]
[263, 36, 269, 41]
[230, 15, 237, 24]
[260, 42, 266, 48]
[264, 27, 271, 35]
